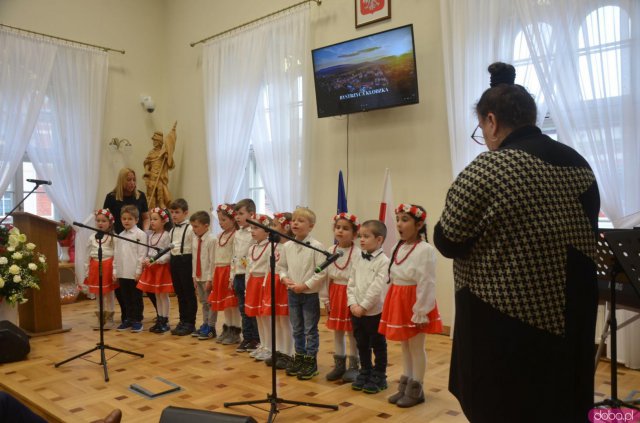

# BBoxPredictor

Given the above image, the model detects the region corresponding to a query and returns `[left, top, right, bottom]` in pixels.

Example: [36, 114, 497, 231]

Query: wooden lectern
[13, 212, 69, 336]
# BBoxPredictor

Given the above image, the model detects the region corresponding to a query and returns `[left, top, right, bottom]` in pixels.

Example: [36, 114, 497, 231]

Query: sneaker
[362, 371, 388, 394]
[255, 349, 271, 361]
[193, 323, 208, 337]
[236, 339, 251, 352]
[352, 369, 371, 391]
[171, 321, 185, 335]
[275, 353, 293, 370]
[174, 323, 195, 336]
[285, 353, 305, 376]
[296, 355, 319, 380]
[158, 317, 171, 333]
[245, 339, 260, 352]
[131, 322, 144, 333]
[249, 345, 264, 358]
[149, 321, 161, 333]
[198, 326, 216, 340]
[265, 351, 277, 366]
[116, 320, 132, 331]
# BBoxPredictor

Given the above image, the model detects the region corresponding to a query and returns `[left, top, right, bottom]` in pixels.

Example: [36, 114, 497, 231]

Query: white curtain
[251, 6, 310, 212]
[202, 22, 269, 208]
[0, 29, 56, 198]
[202, 3, 310, 212]
[517, 0, 640, 229]
[27, 44, 108, 277]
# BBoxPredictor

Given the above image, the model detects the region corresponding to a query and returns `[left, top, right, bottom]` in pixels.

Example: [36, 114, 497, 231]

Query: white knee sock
[231, 307, 242, 327]
[276, 316, 294, 356]
[258, 316, 271, 350]
[156, 293, 170, 317]
[408, 333, 427, 384]
[401, 340, 412, 379]
[347, 330, 358, 357]
[102, 291, 115, 312]
[334, 330, 346, 356]
[224, 308, 233, 326]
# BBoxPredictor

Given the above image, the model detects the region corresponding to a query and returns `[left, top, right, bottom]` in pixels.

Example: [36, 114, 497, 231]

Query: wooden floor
[1, 298, 638, 423]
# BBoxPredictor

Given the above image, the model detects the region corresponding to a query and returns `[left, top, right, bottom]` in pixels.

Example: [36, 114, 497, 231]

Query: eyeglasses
[471, 125, 485, 145]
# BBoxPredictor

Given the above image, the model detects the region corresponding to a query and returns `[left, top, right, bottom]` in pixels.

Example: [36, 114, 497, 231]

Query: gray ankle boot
[396, 378, 425, 408]
[216, 324, 230, 344]
[341, 355, 360, 383]
[222, 326, 241, 345]
[325, 354, 347, 381]
[388, 375, 409, 404]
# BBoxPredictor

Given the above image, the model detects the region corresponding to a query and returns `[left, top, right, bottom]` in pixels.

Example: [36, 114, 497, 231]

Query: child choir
[83, 199, 441, 408]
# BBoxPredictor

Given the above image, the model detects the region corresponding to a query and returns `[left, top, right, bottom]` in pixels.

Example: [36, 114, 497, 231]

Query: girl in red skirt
[84, 209, 117, 329]
[323, 212, 361, 382]
[137, 208, 174, 333]
[262, 212, 294, 369]
[379, 204, 443, 408]
[245, 214, 271, 361]
[209, 204, 242, 344]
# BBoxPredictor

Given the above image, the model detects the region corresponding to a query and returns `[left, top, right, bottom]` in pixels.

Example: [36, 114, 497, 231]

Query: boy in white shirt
[190, 211, 217, 340]
[115, 205, 148, 332]
[232, 199, 259, 352]
[280, 207, 327, 380]
[348, 220, 390, 394]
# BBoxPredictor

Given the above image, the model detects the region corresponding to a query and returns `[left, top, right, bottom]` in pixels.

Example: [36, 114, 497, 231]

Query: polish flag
[379, 168, 397, 256]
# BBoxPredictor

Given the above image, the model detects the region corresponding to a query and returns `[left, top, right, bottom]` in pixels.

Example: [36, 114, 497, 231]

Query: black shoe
[275, 353, 292, 370]
[236, 339, 251, 352]
[174, 323, 195, 336]
[245, 339, 259, 352]
[363, 370, 387, 394]
[285, 353, 305, 376]
[352, 369, 371, 391]
[296, 355, 319, 380]
[265, 351, 277, 367]
[171, 321, 185, 335]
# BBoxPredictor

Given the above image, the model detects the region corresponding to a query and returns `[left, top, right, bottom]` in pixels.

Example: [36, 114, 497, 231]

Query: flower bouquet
[0, 225, 47, 306]
[56, 221, 75, 262]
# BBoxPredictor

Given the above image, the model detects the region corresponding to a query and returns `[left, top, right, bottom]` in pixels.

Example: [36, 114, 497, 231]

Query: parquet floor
[1, 297, 638, 423]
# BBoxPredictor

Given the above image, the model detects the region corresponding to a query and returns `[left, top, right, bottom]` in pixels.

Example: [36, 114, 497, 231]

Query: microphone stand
[224, 218, 339, 422]
[0, 181, 45, 225]
[54, 221, 155, 382]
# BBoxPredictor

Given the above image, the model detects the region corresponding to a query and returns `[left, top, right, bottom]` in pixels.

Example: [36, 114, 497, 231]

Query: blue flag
[337, 170, 348, 213]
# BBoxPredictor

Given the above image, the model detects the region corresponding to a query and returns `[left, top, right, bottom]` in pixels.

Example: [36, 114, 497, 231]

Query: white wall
[0, 0, 456, 327]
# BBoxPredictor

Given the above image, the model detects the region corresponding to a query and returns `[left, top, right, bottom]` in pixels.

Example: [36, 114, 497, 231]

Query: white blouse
[248, 239, 271, 276]
[321, 243, 360, 304]
[389, 241, 437, 324]
[214, 230, 235, 266]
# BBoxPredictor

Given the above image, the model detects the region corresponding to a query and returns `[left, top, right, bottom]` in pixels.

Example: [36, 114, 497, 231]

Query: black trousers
[170, 254, 197, 325]
[351, 313, 387, 373]
[114, 286, 126, 321]
[118, 278, 143, 323]
[0, 392, 47, 423]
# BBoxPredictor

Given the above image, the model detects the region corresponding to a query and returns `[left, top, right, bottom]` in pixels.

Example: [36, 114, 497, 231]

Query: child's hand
[206, 281, 212, 291]
[112, 275, 118, 283]
[142, 258, 151, 267]
[290, 283, 307, 294]
[324, 301, 331, 314]
[350, 304, 365, 317]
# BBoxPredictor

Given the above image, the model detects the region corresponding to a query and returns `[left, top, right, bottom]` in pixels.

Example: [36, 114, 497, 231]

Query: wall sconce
[108, 138, 132, 152]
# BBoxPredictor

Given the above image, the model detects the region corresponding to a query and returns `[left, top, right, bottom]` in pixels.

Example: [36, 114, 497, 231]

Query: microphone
[314, 250, 344, 273]
[26, 179, 52, 185]
[150, 243, 175, 263]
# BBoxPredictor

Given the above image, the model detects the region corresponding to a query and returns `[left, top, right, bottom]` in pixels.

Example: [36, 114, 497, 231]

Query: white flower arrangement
[0, 226, 47, 306]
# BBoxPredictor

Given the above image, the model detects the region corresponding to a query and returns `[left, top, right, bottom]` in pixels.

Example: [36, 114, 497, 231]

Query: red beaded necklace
[149, 231, 164, 247]
[251, 241, 269, 261]
[218, 229, 235, 247]
[332, 243, 354, 270]
[393, 240, 420, 266]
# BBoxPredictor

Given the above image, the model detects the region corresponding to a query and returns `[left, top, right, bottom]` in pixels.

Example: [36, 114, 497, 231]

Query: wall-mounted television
[311, 24, 419, 118]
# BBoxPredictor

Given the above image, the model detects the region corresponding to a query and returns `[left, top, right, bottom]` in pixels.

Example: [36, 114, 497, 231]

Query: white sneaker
[249, 345, 264, 358]
[255, 349, 272, 361]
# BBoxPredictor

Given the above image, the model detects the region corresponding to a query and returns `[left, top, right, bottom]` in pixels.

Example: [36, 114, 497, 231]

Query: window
[0, 159, 56, 224]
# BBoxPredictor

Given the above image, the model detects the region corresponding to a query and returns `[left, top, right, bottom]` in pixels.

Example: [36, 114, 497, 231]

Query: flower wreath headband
[255, 214, 271, 225]
[273, 212, 291, 232]
[95, 208, 115, 224]
[333, 212, 360, 230]
[395, 203, 426, 222]
[217, 203, 237, 218]
[151, 207, 170, 223]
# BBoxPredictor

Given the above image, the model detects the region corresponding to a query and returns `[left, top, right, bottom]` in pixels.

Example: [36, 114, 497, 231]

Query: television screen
[311, 24, 419, 118]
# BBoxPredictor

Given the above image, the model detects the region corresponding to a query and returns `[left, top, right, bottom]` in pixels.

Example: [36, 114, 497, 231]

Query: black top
[103, 190, 149, 234]
[434, 125, 600, 422]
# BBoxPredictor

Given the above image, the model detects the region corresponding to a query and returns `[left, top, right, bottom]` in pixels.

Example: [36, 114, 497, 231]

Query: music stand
[54, 222, 148, 382]
[594, 229, 640, 410]
[224, 218, 338, 422]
